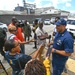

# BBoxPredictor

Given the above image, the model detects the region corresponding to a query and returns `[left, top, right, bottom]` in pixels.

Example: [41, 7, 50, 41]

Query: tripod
[0, 60, 8, 75]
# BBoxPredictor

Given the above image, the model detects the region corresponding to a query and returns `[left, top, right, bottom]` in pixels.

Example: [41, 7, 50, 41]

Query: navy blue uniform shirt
[53, 29, 74, 65]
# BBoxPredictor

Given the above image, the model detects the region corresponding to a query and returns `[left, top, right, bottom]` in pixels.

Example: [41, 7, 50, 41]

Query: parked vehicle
[33, 18, 42, 24]
[44, 19, 50, 25]
[50, 17, 55, 24]
[0, 22, 8, 32]
[66, 17, 75, 38]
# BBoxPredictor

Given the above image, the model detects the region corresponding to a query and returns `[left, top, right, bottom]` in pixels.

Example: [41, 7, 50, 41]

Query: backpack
[6, 53, 24, 75]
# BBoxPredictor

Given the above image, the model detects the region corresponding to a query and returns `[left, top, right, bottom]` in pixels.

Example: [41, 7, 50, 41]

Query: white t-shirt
[35, 27, 47, 46]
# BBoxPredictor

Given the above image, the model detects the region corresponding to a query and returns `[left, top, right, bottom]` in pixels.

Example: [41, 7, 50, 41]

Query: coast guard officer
[50, 18, 74, 75]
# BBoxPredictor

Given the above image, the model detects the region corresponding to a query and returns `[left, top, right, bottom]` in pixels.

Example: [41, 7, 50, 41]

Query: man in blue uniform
[49, 18, 74, 75]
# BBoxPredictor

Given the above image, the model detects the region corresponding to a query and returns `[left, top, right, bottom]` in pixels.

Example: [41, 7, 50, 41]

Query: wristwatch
[54, 49, 56, 53]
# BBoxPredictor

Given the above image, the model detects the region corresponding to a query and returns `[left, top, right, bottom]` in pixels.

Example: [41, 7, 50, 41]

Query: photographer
[8, 17, 17, 28]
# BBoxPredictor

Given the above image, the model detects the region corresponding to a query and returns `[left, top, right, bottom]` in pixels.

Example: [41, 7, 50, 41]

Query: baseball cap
[55, 18, 67, 26]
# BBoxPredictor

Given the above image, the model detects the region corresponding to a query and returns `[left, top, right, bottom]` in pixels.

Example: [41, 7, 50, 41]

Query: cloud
[65, 3, 71, 7]
[50, 0, 59, 7]
[0, 0, 23, 10]
[28, 0, 72, 8]
[0, 0, 72, 11]
[32, 0, 42, 8]
[41, 3, 52, 8]
[61, 0, 71, 3]
[49, 0, 72, 8]
[27, 0, 42, 8]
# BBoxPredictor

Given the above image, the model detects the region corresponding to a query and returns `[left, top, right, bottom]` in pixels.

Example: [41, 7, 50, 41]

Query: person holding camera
[8, 17, 17, 28]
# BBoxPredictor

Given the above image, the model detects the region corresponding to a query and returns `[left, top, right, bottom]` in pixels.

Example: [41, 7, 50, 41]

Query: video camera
[15, 20, 24, 28]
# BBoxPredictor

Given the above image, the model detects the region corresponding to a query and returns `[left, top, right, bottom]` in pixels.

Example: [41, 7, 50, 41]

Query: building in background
[14, 0, 70, 16]
[0, 0, 70, 17]
[34, 7, 54, 15]
[37, 7, 70, 16]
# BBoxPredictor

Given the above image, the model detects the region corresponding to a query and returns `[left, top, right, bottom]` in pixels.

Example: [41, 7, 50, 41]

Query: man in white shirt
[35, 21, 49, 46]
[35, 21, 50, 61]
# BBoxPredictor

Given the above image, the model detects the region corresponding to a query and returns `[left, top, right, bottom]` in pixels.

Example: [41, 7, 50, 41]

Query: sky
[0, 0, 75, 13]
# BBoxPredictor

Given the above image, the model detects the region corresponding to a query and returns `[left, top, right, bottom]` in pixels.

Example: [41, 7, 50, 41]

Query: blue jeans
[20, 44, 25, 54]
[52, 61, 65, 75]
[12, 70, 24, 75]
